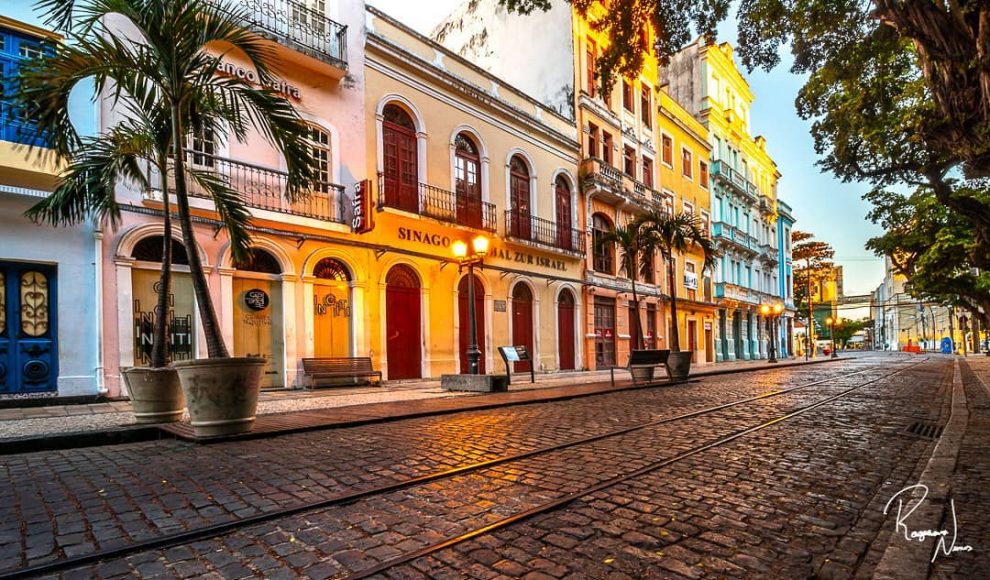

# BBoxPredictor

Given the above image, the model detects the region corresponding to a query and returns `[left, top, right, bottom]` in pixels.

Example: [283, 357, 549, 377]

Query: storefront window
[594, 297, 616, 367]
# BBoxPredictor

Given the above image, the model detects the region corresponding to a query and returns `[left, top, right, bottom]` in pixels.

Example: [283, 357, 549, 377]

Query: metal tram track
[2, 362, 893, 579]
[342, 358, 932, 579]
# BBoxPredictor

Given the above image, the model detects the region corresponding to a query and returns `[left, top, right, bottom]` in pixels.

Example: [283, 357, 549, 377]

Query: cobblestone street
[1, 353, 985, 579]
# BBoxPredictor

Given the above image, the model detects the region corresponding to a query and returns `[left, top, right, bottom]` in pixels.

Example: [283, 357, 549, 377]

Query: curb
[0, 356, 842, 454]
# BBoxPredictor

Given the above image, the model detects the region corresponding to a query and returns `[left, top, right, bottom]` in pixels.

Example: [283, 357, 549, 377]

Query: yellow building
[363, 7, 584, 379]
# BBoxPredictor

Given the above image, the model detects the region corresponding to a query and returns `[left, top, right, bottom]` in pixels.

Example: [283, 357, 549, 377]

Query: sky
[8, 0, 886, 296]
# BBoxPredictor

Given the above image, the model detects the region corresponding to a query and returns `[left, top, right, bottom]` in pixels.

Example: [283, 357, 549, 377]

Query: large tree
[790, 230, 834, 327]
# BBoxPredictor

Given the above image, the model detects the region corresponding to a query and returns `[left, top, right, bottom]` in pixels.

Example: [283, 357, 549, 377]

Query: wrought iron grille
[377, 173, 497, 233]
[178, 149, 346, 223]
[504, 210, 586, 253]
[239, 0, 347, 69]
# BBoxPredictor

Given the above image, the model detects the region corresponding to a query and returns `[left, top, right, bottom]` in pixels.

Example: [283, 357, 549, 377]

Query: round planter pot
[666, 351, 693, 381]
[172, 357, 265, 437]
[122, 367, 184, 424]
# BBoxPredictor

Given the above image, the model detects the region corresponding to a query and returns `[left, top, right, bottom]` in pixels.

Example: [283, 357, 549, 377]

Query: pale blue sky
[8, 0, 885, 295]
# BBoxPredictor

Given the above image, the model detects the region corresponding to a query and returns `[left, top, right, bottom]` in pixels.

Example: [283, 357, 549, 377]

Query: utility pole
[949, 304, 956, 354]
[806, 257, 814, 359]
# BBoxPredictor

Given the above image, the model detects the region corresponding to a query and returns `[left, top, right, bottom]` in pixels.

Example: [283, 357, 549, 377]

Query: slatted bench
[302, 357, 382, 390]
[608, 349, 671, 385]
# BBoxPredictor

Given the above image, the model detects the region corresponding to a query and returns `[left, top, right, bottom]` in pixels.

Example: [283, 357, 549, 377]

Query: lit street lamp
[760, 302, 785, 364]
[452, 235, 489, 375]
[825, 316, 842, 359]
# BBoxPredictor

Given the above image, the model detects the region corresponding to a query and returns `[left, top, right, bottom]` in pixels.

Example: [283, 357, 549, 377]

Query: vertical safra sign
[352, 179, 375, 234]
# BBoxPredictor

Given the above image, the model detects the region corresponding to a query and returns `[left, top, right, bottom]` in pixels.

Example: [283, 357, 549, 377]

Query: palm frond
[186, 168, 253, 262]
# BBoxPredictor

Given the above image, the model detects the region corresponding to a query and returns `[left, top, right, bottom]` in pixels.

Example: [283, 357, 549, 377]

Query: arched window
[554, 175, 573, 251]
[382, 103, 419, 213]
[131, 235, 190, 265]
[313, 258, 351, 281]
[234, 248, 282, 275]
[509, 155, 532, 240]
[592, 213, 614, 274]
[454, 133, 482, 229]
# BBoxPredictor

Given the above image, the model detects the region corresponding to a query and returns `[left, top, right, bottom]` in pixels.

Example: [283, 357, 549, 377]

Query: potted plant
[22, 0, 319, 435]
[596, 221, 656, 381]
[637, 209, 718, 380]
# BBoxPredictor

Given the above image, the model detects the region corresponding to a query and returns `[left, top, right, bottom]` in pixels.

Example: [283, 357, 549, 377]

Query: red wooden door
[382, 105, 418, 213]
[688, 320, 698, 363]
[512, 283, 534, 372]
[458, 274, 486, 374]
[385, 265, 421, 379]
[555, 178, 573, 250]
[454, 135, 482, 229]
[557, 290, 576, 370]
[509, 156, 531, 240]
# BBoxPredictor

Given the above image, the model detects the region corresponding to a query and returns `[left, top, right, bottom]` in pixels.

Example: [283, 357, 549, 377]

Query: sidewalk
[0, 355, 849, 446]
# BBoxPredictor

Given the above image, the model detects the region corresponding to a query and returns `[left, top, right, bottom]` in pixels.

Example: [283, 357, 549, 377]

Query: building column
[281, 274, 299, 388]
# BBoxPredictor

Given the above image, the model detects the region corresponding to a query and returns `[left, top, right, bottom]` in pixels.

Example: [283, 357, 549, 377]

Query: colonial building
[433, 0, 719, 369]
[100, 0, 365, 394]
[663, 39, 792, 362]
[364, 7, 583, 379]
[0, 16, 102, 398]
[777, 199, 796, 356]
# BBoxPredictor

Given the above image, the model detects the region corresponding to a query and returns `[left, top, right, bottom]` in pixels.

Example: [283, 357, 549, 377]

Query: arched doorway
[130, 235, 195, 365]
[385, 264, 422, 379]
[382, 104, 419, 213]
[557, 289, 576, 370]
[555, 176, 573, 251]
[458, 274, 486, 374]
[454, 133, 482, 229]
[511, 283, 534, 372]
[232, 248, 284, 388]
[508, 155, 531, 240]
[313, 258, 352, 358]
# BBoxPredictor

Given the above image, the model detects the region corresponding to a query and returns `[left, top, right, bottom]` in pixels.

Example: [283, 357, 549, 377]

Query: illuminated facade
[663, 39, 793, 362]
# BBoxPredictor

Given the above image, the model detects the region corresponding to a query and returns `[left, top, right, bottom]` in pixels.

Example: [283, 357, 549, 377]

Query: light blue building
[776, 199, 796, 357]
[0, 16, 102, 398]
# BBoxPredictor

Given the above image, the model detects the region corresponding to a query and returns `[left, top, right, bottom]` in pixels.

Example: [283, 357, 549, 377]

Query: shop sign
[133, 306, 193, 365]
[397, 226, 452, 248]
[494, 300, 507, 312]
[244, 289, 270, 311]
[314, 293, 350, 317]
[684, 271, 698, 290]
[488, 245, 567, 271]
[352, 179, 375, 234]
[211, 57, 301, 100]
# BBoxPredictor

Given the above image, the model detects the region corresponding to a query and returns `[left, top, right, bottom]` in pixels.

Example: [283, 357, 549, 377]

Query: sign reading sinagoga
[394, 227, 567, 272]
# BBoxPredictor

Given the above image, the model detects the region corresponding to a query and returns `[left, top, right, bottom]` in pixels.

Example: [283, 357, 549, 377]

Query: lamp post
[760, 302, 784, 363]
[826, 316, 841, 358]
[452, 235, 489, 375]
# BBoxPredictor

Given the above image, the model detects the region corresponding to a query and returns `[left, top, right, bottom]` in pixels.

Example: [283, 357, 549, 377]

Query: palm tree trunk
[150, 154, 172, 368]
[630, 276, 641, 350]
[170, 103, 229, 358]
[668, 258, 681, 351]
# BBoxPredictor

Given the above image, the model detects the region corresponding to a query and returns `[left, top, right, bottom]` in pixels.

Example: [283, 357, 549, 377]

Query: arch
[374, 94, 427, 135]
[448, 124, 490, 161]
[313, 258, 352, 281]
[115, 222, 209, 267]
[303, 247, 366, 282]
[131, 235, 190, 265]
[234, 248, 282, 275]
[386, 263, 420, 288]
[218, 236, 295, 276]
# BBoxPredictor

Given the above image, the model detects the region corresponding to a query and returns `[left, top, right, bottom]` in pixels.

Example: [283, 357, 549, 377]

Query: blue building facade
[0, 16, 101, 398]
[776, 199, 796, 357]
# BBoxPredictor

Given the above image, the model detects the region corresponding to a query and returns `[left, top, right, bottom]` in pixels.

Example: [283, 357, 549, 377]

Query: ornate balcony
[238, 0, 347, 75]
[712, 221, 759, 255]
[580, 157, 656, 211]
[714, 282, 761, 305]
[377, 174, 497, 233]
[177, 150, 347, 223]
[710, 160, 758, 202]
[505, 210, 586, 254]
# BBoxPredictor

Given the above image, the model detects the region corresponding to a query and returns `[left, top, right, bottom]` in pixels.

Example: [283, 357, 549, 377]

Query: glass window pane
[20, 271, 49, 337]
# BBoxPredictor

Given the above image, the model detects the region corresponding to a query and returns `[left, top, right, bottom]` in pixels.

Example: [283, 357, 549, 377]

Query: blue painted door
[0, 262, 58, 393]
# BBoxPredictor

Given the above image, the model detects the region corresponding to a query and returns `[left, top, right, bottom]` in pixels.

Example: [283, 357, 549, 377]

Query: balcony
[236, 0, 348, 76]
[178, 150, 347, 223]
[711, 221, 759, 255]
[505, 210, 586, 254]
[715, 282, 761, 305]
[377, 175, 497, 233]
[580, 158, 655, 210]
[710, 160, 758, 202]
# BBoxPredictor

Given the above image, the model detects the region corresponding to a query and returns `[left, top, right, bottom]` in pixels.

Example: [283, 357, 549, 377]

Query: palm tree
[637, 209, 718, 352]
[596, 222, 652, 350]
[19, 0, 319, 359]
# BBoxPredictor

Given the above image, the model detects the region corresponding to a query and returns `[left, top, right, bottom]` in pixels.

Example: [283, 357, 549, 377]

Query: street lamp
[452, 235, 489, 375]
[760, 302, 784, 363]
[825, 316, 841, 358]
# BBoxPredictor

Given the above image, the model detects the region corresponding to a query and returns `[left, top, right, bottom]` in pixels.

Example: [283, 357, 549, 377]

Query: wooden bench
[609, 349, 671, 385]
[301, 357, 382, 389]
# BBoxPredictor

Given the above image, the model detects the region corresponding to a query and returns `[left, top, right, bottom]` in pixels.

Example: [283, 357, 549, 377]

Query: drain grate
[905, 421, 944, 440]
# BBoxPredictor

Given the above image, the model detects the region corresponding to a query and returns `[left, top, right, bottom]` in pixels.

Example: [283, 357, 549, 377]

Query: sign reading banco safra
[352, 179, 374, 234]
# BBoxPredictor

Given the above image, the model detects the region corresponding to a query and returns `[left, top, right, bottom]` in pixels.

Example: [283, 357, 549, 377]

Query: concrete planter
[172, 357, 265, 437]
[122, 367, 184, 424]
[666, 351, 693, 380]
[441, 374, 509, 392]
[629, 365, 656, 383]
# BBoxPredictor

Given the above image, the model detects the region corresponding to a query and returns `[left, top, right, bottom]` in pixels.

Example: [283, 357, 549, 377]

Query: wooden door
[705, 327, 714, 362]
[557, 290, 576, 370]
[313, 258, 352, 358]
[594, 297, 616, 367]
[511, 284, 534, 372]
[555, 178, 572, 250]
[382, 105, 418, 213]
[454, 135, 482, 229]
[458, 274, 486, 374]
[628, 305, 641, 354]
[687, 320, 698, 363]
[509, 156, 531, 240]
[232, 277, 284, 388]
[385, 265, 421, 379]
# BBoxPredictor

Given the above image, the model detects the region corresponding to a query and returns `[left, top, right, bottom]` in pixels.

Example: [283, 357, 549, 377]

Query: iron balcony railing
[377, 173, 497, 233]
[180, 149, 346, 223]
[504, 210, 587, 253]
[710, 160, 759, 201]
[238, 0, 347, 70]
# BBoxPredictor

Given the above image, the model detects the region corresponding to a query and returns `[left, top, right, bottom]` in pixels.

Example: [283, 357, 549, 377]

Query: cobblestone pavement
[3, 353, 981, 579]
